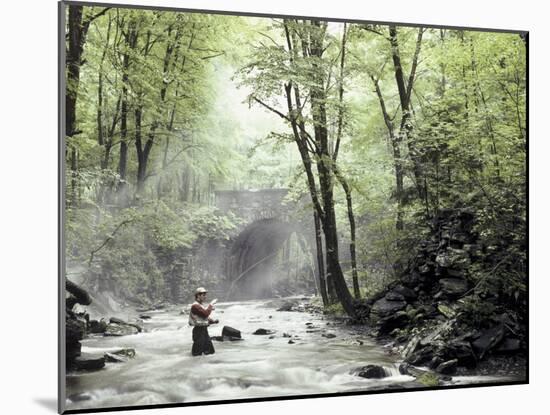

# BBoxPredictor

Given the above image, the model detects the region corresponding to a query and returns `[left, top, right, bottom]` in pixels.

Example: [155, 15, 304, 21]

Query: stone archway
[225, 217, 318, 299]
[226, 219, 294, 299]
[214, 189, 316, 300]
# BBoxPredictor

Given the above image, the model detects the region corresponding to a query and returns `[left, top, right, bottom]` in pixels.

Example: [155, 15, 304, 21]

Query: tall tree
[240, 19, 357, 316]
[369, 25, 424, 228]
[65, 5, 110, 206]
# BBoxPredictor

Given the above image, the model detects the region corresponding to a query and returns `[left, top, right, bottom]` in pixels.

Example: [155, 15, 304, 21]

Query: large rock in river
[104, 322, 139, 336]
[72, 353, 105, 371]
[253, 328, 275, 335]
[222, 326, 241, 339]
[89, 319, 108, 334]
[351, 365, 387, 379]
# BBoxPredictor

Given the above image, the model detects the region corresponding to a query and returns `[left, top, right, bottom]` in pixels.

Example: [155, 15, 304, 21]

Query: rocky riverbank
[65, 279, 146, 372]
[361, 208, 526, 382]
[265, 290, 525, 387]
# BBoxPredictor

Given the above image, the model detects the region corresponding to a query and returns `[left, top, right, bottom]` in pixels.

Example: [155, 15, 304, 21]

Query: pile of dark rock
[365, 208, 525, 376]
[66, 280, 93, 370]
[66, 280, 140, 371]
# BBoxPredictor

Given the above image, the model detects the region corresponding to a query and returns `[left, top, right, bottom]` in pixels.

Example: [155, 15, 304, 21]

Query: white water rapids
[65, 298, 514, 411]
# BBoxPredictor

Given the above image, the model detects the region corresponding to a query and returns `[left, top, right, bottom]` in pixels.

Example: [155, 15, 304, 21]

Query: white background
[0, 0, 545, 414]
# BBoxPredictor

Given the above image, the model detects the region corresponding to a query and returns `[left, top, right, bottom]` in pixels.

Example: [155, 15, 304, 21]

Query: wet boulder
[72, 353, 105, 371]
[222, 326, 241, 339]
[104, 352, 127, 363]
[89, 319, 108, 334]
[104, 322, 139, 337]
[253, 328, 275, 335]
[112, 348, 136, 359]
[110, 317, 143, 332]
[352, 365, 387, 379]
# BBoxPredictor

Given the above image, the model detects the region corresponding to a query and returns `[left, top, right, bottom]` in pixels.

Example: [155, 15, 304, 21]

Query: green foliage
[65, 6, 526, 315]
[324, 302, 345, 316]
[418, 372, 440, 387]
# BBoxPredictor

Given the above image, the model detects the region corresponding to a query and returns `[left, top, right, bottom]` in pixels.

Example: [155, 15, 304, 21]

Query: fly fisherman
[188, 287, 219, 356]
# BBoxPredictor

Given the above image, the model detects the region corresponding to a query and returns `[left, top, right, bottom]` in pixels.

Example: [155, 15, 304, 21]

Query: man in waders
[188, 287, 219, 356]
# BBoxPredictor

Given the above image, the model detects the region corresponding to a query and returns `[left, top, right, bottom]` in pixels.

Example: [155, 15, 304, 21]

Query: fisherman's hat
[195, 287, 208, 295]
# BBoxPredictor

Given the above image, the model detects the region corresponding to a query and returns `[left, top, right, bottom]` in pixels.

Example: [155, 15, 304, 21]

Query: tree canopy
[64, 5, 526, 320]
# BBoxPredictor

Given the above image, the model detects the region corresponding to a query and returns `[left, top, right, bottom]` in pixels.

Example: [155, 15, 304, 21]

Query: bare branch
[257, 31, 281, 47]
[88, 218, 134, 265]
[86, 7, 111, 24]
[201, 52, 225, 60]
[252, 97, 291, 121]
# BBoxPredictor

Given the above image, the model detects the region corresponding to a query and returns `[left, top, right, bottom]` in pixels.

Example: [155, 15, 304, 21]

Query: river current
[65, 298, 513, 411]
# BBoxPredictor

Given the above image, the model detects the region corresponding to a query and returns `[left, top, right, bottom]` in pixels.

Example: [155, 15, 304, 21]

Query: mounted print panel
[59, 1, 528, 413]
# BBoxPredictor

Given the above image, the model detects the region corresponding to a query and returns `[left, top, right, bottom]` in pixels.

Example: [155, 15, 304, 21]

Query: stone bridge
[214, 189, 315, 299]
[214, 189, 298, 226]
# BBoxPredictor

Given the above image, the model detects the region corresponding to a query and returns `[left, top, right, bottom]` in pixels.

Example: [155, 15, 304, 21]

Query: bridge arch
[215, 189, 316, 299]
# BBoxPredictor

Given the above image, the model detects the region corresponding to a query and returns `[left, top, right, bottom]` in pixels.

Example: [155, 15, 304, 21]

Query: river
[65, 297, 517, 411]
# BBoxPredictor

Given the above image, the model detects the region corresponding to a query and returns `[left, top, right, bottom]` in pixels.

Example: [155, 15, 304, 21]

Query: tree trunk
[313, 211, 329, 306]
[389, 25, 425, 200]
[332, 24, 360, 299]
[134, 104, 154, 197]
[335, 169, 360, 298]
[117, 18, 138, 203]
[308, 21, 355, 316]
[66, 5, 110, 206]
[65, 5, 87, 208]
[371, 75, 404, 230]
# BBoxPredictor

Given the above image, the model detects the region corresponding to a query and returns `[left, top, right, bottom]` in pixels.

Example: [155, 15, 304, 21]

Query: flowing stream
[65, 298, 511, 411]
